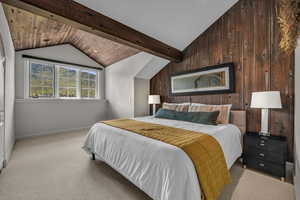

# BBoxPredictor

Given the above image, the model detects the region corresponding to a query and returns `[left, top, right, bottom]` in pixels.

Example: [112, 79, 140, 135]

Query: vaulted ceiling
[3, 0, 239, 66]
[73, 0, 239, 50]
[3, 4, 140, 67]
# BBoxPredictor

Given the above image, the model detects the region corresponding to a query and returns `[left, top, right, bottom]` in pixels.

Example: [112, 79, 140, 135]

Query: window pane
[80, 70, 97, 98]
[58, 66, 78, 97]
[43, 78, 53, 87]
[30, 87, 42, 97]
[30, 74, 42, 86]
[45, 88, 54, 97]
[42, 87, 53, 97]
[89, 89, 95, 98]
[59, 78, 67, 87]
[81, 80, 89, 88]
[68, 79, 76, 87]
[60, 78, 76, 87]
[80, 71, 89, 79]
[29, 62, 54, 98]
[59, 88, 68, 97]
[81, 89, 89, 97]
[68, 88, 77, 97]
[89, 80, 96, 88]
[89, 72, 96, 80]
[42, 66, 54, 77]
[31, 63, 43, 74]
[59, 67, 67, 77]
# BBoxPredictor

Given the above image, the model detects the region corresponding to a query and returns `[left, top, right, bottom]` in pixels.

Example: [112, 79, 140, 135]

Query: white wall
[105, 52, 153, 119]
[15, 45, 166, 137]
[15, 100, 107, 138]
[0, 4, 15, 163]
[134, 77, 150, 117]
[295, 42, 300, 200]
[15, 44, 107, 138]
[135, 57, 169, 80]
[0, 40, 4, 170]
[105, 52, 168, 119]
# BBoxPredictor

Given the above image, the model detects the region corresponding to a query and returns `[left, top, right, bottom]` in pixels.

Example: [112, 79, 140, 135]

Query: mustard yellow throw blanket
[102, 119, 230, 200]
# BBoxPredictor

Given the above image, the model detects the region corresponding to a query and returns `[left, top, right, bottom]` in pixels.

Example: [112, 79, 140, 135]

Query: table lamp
[148, 95, 160, 116]
[251, 91, 282, 136]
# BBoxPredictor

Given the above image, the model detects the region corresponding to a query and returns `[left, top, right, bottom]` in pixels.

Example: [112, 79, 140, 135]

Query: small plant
[278, 0, 300, 54]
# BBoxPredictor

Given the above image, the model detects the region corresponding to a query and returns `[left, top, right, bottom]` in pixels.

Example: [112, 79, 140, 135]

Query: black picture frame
[170, 62, 235, 96]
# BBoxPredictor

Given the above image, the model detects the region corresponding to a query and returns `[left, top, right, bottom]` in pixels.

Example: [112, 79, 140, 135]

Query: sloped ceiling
[73, 0, 239, 50]
[3, 4, 140, 67]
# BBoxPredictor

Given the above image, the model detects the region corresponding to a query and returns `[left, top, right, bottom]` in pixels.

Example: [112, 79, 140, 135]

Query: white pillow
[188, 103, 232, 124]
[162, 102, 190, 112]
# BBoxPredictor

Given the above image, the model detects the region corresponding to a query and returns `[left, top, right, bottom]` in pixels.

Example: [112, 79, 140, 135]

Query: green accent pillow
[155, 109, 220, 125]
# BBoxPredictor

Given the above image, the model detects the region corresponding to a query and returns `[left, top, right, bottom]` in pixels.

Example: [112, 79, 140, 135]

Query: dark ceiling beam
[0, 0, 183, 62]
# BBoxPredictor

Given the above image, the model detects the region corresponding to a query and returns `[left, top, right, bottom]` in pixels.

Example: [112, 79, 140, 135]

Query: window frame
[79, 69, 98, 99]
[25, 59, 100, 100]
[26, 59, 56, 99]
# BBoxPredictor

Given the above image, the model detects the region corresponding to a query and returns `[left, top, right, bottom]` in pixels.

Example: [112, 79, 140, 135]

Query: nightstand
[243, 132, 288, 181]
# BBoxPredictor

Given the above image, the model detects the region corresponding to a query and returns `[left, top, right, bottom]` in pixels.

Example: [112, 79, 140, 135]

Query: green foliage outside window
[80, 71, 96, 98]
[30, 63, 54, 98]
[29, 62, 98, 99]
[58, 67, 77, 97]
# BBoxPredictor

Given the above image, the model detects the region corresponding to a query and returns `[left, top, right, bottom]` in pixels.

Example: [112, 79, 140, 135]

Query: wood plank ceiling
[3, 4, 140, 67]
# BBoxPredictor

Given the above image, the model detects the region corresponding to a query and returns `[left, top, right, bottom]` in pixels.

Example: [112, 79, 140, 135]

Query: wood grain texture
[150, 0, 295, 161]
[3, 4, 140, 66]
[0, 0, 183, 62]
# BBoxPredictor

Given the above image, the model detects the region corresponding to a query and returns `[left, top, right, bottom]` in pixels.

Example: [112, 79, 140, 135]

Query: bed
[83, 110, 245, 200]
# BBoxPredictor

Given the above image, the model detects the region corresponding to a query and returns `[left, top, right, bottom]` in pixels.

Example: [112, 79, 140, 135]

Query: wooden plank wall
[150, 0, 295, 161]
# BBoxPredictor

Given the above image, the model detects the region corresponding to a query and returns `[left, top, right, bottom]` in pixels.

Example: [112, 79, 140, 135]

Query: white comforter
[83, 116, 242, 200]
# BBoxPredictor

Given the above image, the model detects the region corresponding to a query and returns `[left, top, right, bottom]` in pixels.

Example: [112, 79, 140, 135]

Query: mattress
[83, 116, 243, 200]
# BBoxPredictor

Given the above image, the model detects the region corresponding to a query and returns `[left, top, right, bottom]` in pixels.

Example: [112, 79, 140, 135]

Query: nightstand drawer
[244, 136, 286, 153]
[244, 157, 285, 177]
[244, 149, 285, 164]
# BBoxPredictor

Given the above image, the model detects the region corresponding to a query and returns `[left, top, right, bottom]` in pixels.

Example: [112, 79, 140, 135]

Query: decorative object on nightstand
[243, 132, 288, 181]
[250, 91, 282, 136]
[148, 95, 160, 116]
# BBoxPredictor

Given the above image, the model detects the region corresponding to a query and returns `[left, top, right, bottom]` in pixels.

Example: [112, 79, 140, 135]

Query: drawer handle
[259, 153, 265, 157]
[259, 163, 265, 167]
[260, 143, 265, 146]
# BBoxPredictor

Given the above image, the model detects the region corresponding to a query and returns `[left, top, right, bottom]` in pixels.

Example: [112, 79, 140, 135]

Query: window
[29, 62, 55, 98]
[80, 70, 96, 98]
[28, 60, 99, 99]
[58, 66, 78, 98]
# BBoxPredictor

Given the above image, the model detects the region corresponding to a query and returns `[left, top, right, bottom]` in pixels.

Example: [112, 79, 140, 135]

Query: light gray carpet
[0, 129, 295, 200]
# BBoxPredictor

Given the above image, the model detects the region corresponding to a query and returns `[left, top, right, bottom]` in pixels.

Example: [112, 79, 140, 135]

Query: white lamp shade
[148, 95, 160, 104]
[251, 91, 282, 109]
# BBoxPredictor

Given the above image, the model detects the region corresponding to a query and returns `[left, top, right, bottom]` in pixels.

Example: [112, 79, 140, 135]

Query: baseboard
[16, 126, 91, 140]
[0, 159, 3, 172]
[4, 139, 15, 165]
[1, 139, 15, 169]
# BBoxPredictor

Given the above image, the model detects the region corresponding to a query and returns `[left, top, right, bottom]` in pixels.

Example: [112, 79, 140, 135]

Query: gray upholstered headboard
[230, 110, 246, 134]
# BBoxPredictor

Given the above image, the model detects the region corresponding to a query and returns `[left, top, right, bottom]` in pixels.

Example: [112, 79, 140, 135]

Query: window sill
[15, 98, 107, 103]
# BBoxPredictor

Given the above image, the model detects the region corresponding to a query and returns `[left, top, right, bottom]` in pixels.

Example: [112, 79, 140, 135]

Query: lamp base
[152, 104, 156, 116]
[260, 108, 269, 136]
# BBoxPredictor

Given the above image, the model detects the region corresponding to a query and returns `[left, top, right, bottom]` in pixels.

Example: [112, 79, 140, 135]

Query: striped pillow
[162, 102, 190, 112]
[189, 103, 232, 124]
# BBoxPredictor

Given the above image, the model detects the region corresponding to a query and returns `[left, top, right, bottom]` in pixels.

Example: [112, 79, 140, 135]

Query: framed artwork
[170, 63, 235, 96]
